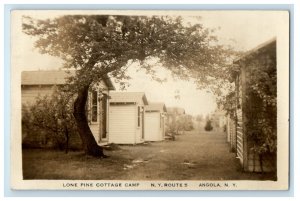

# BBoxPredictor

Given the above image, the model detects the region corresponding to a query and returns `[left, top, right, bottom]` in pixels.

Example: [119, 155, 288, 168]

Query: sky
[11, 10, 288, 116]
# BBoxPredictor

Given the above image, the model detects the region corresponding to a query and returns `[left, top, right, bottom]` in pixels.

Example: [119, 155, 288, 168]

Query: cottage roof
[234, 37, 276, 64]
[229, 38, 276, 82]
[166, 107, 185, 115]
[145, 102, 167, 112]
[109, 92, 148, 105]
[21, 70, 115, 90]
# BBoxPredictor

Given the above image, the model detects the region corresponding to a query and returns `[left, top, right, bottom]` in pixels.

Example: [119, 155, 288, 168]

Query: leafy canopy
[23, 15, 235, 92]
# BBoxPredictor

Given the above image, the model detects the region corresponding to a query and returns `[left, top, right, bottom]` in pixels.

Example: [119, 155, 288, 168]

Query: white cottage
[108, 92, 148, 144]
[144, 103, 167, 142]
[21, 70, 115, 147]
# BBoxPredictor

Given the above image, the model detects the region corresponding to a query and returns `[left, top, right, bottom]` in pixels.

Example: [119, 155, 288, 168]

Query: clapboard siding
[227, 117, 237, 152]
[108, 105, 137, 144]
[89, 123, 100, 143]
[226, 116, 231, 143]
[22, 85, 55, 106]
[144, 112, 162, 141]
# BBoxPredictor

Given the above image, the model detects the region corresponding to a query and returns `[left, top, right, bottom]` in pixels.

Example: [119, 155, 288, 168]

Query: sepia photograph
[10, 9, 290, 190]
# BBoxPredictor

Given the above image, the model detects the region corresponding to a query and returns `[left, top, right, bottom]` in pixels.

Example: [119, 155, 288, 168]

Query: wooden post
[241, 63, 249, 171]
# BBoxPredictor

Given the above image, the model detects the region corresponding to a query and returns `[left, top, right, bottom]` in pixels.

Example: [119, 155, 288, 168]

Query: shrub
[166, 114, 194, 135]
[22, 89, 79, 152]
[204, 119, 213, 131]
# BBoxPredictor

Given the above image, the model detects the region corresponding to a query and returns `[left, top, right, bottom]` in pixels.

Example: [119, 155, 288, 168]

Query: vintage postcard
[10, 9, 289, 190]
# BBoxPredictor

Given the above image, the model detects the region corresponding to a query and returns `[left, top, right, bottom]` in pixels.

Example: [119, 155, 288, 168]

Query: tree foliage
[22, 15, 235, 91]
[22, 88, 77, 152]
[223, 42, 277, 160]
[204, 116, 213, 131]
[179, 115, 194, 131]
[166, 114, 194, 136]
[22, 14, 235, 156]
[244, 46, 277, 155]
[195, 114, 204, 122]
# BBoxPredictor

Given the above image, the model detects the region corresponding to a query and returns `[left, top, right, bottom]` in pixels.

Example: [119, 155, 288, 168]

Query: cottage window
[91, 91, 98, 122]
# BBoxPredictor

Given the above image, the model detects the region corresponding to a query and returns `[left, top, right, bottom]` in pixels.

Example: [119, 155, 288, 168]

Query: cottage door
[162, 115, 165, 139]
[141, 108, 145, 140]
[99, 94, 108, 141]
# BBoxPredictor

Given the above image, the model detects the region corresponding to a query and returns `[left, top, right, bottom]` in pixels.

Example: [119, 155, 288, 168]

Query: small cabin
[108, 92, 148, 144]
[21, 70, 115, 148]
[144, 103, 167, 142]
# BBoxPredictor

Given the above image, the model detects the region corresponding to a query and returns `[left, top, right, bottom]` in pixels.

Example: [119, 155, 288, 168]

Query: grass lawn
[22, 130, 276, 180]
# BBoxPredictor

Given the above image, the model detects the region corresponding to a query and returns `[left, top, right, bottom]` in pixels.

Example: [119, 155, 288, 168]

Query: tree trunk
[259, 154, 264, 173]
[64, 126, 69, 154]
[73, 84, 106, 157]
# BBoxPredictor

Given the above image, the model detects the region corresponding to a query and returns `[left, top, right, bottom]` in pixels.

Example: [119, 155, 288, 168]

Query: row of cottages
[21, 71, 167, 147]
[226, 38, 277, 173]
[108, 92, 167, 144]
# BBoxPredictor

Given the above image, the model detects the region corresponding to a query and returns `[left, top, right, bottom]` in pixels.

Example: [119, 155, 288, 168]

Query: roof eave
[103, 75, 116, 91]
[142, 94, 149, 105]
[233, 37, 276, 64]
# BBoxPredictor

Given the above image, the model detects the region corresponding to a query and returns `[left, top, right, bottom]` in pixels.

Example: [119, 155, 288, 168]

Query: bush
[22, 89, 79, 152]
[166, 114, 194, 135]
[204, 119, 213, 131]
[223, 124, 227, 132]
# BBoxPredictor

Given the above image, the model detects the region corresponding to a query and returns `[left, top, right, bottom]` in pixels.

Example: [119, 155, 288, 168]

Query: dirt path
[117, 130, 261, 180]
[23, 129, 274, 180]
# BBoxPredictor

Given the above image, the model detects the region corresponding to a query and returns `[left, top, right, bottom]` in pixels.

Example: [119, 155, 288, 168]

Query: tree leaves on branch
[23, 15, 237, 93]
[22, 14, 238, 156]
